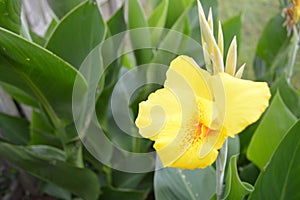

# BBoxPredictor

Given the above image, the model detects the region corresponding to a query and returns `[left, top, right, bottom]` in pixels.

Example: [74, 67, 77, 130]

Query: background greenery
[0, 0, 299, 199]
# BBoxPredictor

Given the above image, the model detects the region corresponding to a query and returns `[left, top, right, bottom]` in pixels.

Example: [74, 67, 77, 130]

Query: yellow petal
[211, 73, 271, 137]
[170, 140, 219, 169]
[235, 63, 246, 78]
[165, 55, 213, 100]
[207, 7, 213, 32]
[225, 36, 237, 75]
[197, 0, 224, 73]
[135, 88, 181, 140]
[218, 21, 224, 57]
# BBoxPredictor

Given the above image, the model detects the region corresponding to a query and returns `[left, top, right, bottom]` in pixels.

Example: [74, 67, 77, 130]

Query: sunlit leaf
[223, 155, 254, 200]
[46, 1, 106, 69]
[0, 27, 87, 121]
[248, 119, 300, 200]
[0, 0, 21, 33]
[247, 92, 297, 169]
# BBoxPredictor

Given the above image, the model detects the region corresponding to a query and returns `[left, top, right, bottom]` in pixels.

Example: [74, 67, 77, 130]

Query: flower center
[195, 122, 210, 140]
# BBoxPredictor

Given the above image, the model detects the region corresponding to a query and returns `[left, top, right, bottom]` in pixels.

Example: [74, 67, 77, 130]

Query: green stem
[216, 139, 228, 200]
[286, 27, 299, 83]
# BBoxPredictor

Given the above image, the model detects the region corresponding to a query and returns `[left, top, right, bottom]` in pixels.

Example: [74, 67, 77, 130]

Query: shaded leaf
[271, 76, 300, 118]
[249, 119, 300, 200]
[0, 142, 100, 200]
[222, 14, 242, 57]
[0, 112, 29, 145]
[99, 186, 147, 200]
[247, 92, 297, 169]
[46, 0, 85, 19]
[254, 13, 289, 80]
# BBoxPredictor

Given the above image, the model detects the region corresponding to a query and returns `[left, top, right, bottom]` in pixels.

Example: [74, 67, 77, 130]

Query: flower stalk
[216, 139, 228, 200]
[287, 27, 299, 83]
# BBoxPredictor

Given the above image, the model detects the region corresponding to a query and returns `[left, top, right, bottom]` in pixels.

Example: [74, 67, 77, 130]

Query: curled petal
[211, 73, 271, 137]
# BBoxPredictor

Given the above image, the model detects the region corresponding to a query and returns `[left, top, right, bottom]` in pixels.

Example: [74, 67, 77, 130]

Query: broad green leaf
[222, 14, 242, 57]
[247, 92, 297, 169]
[100, 186, 146, 200]
[271, 76, 300, 118]
[46, 0, 85, 19]
[254, 13, 289, 80]
[223, 155, 254, 200]
[0, 27, 87, 121]
[46, 1, 106, 69]
[248, 119, 300, 200]
[0, 142, 100, 200]
[0, 112, 29, 145]
[154, 166, 216, 200]
[0, 0, 21, 33]
[127, 0, 152, 65]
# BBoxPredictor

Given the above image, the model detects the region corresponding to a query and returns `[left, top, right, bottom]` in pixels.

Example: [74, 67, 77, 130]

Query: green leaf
[247, 92, 297, 169]
[46, 0, 85, 19]
[148, 0, 169, 28]
[148, 0, 169, 45]
[254, 13, 289, 80]
[0, 27, 87, 121]
[0, 82, 39, 107]
[29, 110, 60, 146]
[239, 163, 260, 185]
[154, 166, 216, 200]
[100, 186, 146, 200]
[223, 155, 254, 200]
[107, 5, 126, 37]
[271, 76, 300, 118]
[248, 119, 300, 200]
[165, 0, 185, 28]
[0, 0, 21, 33]
[127, 0, 152, 65]
[222, 13, 242, 57]
[0, 142, 100, 200]
[46, 1, 106, 69]
[0, 113, 29, 145]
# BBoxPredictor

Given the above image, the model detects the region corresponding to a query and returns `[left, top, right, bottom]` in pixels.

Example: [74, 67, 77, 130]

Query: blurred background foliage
[0, 0, 299, 199]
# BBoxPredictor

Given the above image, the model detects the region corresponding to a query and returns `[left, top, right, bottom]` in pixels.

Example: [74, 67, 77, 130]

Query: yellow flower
[135, 1, 271, 169]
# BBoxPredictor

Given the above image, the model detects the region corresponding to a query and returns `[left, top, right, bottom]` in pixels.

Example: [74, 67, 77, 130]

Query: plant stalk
[216, 139, 228, 200]
[286, 27, 299, 83]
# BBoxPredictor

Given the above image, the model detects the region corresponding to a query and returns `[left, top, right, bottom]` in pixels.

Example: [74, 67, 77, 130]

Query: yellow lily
[135, 1, 271, 169]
